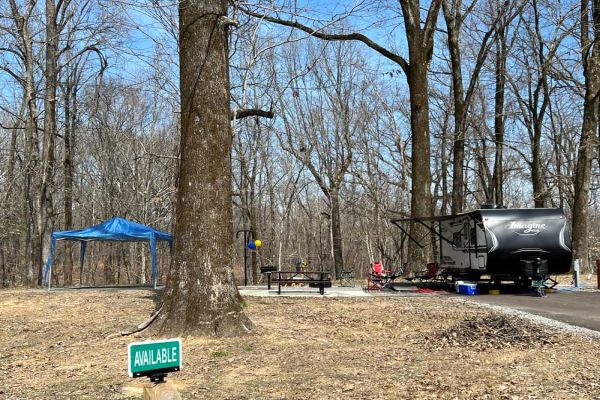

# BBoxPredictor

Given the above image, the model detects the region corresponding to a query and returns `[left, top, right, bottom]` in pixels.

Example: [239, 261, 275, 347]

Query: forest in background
[1, 0, 599, 287]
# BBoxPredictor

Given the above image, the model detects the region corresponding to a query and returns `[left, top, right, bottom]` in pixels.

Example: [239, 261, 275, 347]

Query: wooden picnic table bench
[267, 271, 331, 295]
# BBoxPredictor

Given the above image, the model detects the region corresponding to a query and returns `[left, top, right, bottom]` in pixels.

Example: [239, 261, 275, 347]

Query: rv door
[469, 221, 486, 271]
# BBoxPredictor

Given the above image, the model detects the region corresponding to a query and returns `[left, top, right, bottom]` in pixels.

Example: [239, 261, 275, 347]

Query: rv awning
[390, 214, 460, 223]
[390, 212, 477, 248]
[43, 217, 173, 289]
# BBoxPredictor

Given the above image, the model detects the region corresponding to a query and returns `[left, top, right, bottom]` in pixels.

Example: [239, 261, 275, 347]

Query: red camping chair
[373, 261, 386, 275]
[365, 262, 398, 291]
[407, 262, 438, 282]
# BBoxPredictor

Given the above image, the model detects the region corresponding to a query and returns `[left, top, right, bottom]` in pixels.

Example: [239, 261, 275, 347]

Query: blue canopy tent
[43, 217, 173, 289]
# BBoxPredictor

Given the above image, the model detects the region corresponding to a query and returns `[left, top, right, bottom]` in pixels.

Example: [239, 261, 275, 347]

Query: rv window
[452, 232, 462, 248]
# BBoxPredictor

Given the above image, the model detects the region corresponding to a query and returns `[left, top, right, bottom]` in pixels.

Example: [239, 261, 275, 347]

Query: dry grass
[1, 288, 599, 399]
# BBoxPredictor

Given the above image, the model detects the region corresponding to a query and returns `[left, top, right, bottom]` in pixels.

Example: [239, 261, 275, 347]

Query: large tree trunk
[37, 0, 59, 285]
[156, 0, 252, 336]
[400, 0, 441, 272]
[572, 99, 598, 272]
[572, 0, 600, 273]
[406, 42, 433, 271]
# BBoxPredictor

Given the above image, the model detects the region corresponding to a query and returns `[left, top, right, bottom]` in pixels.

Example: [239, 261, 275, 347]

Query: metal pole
[236, 229, 252, 286]
[243, 231, 248, 286]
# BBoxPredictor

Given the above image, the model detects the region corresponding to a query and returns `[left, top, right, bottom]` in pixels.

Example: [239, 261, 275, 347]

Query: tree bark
[572, 0, 600, 273]
[0, 101, 22, 287]
[531, 123, 546, 208]
[531, 0, 547, 209]
[330, 189, 344, 278]
[406, 42, 433, 269]
[492, 27, 507, 206]
[443, 0, 466, 214]
[156, 0, 252, 336]
[439, 108, 450, 215]
[403, 0, 441, 271]
[9, 0, 41, 284]
[37, 0, 59, 285]
[63, 80, 76, 285]
[572, 99, 598, 272]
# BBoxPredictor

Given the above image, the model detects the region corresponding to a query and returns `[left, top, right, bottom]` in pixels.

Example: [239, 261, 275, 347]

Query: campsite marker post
[128, 338, 182, 399]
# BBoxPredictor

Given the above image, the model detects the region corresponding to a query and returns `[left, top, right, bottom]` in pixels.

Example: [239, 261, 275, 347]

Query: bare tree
[442, 0, 514, 212]
[492, 17, 508, 206]
[274, 41, 370, 278]
[242, 0, 442, 271]
[572, 0, 600, 272]
[6, 0, 41, 283]
[507, 0, 574, 208]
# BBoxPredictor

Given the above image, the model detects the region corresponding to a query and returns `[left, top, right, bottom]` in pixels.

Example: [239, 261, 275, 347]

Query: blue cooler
[457, 283, 478, 295]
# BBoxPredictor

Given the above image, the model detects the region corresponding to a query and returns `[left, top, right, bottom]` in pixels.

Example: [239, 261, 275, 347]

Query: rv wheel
[514, 277, 532, 289]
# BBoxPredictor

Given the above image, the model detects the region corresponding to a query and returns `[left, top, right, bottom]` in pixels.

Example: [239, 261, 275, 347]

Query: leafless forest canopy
[1, 0, 599, 287]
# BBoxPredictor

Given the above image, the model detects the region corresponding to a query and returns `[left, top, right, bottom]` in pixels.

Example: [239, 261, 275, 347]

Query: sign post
[128, 338, 182, 400]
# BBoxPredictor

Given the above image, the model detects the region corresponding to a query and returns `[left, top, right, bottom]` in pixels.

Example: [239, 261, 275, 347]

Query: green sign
[127, 338, 182, 378]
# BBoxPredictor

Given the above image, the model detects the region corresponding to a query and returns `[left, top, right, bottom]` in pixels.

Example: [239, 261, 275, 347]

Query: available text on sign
[127, 338, 182, 378]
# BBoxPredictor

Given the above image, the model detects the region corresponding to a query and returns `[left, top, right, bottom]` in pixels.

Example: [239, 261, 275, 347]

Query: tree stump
[143, 382, 181, 400]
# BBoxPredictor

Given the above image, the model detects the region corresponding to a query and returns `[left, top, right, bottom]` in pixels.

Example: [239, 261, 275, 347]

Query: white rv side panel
[439, 217, 487, 273]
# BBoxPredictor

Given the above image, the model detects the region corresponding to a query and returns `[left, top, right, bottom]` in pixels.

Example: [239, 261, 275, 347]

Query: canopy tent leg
[80, 241, 87, 286]
[44, 238, 57, 291]
[150, 237, 157, 289]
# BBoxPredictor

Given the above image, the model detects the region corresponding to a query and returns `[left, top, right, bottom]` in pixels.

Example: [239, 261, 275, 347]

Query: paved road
[469, 290, 600, 332]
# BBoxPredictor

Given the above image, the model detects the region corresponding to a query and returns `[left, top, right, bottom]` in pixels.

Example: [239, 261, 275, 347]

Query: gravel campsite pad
[1, 289, 599, 399]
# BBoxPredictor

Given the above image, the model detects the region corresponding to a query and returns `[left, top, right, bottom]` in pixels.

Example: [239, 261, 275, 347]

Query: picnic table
[268, 271, 331, 295]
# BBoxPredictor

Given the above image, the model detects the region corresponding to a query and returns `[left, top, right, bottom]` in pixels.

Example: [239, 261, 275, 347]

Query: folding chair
[364, 262, 399, 291]
[407, 262, 438, 282]
[339, 270, 355, 287]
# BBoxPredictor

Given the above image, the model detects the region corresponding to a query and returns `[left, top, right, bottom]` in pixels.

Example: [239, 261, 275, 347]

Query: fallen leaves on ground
[0, 289, 599, 399]
[434, 313, 556, 350]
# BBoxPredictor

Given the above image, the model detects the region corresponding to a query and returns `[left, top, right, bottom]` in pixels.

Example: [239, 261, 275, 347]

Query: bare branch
[240, 7, 409, 75]
[231, 108, 274, 120]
